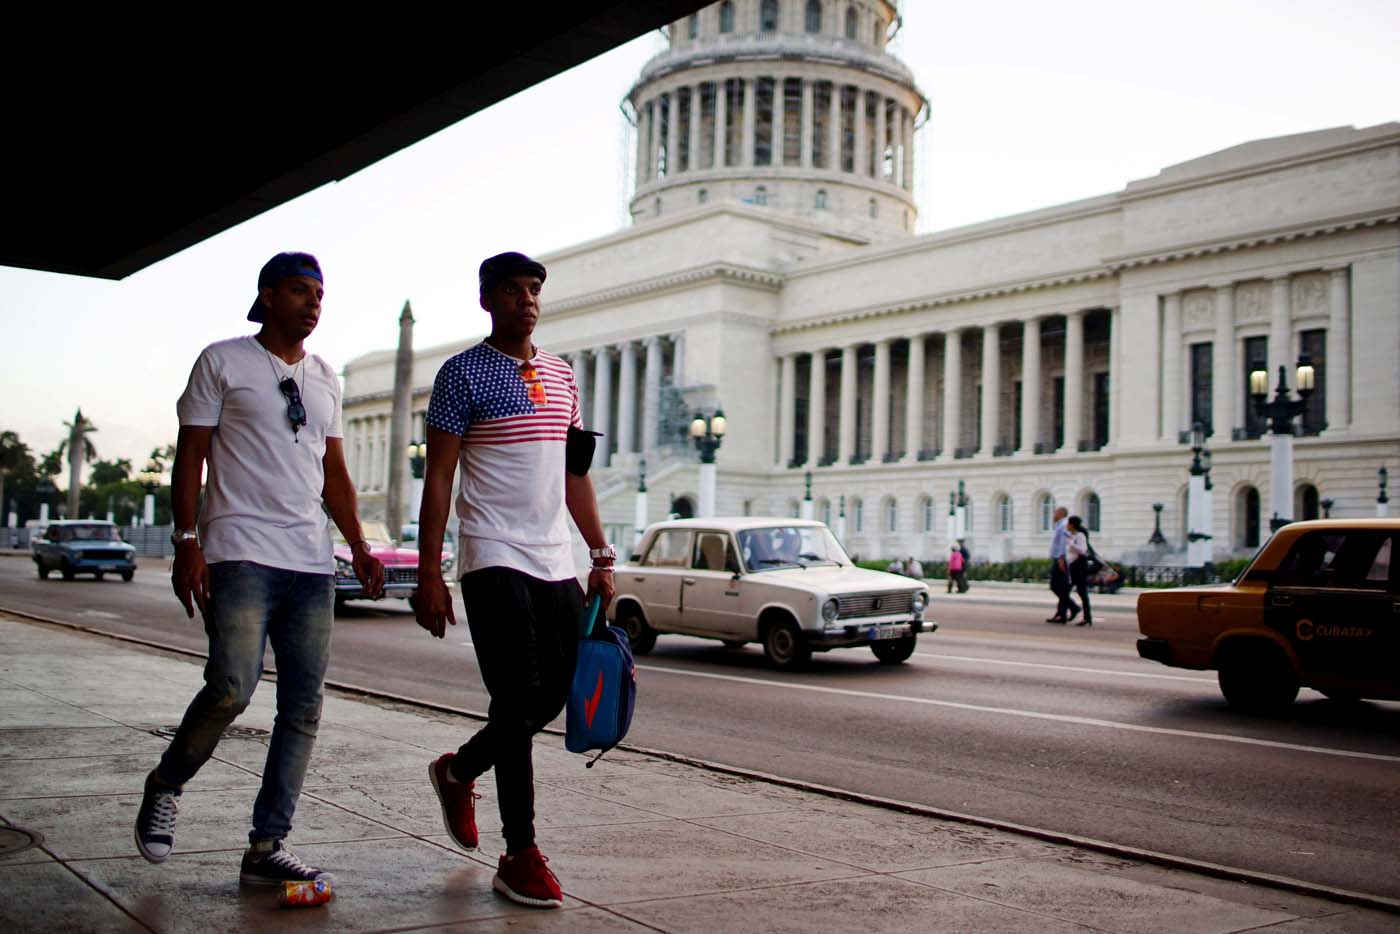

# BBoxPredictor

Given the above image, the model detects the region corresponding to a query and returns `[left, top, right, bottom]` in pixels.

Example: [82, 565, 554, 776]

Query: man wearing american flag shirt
[413, 251, 614, 910]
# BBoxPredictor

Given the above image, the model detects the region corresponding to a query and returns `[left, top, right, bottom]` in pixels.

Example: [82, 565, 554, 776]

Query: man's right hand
[171, 542, 210, 618]
[413, 570, 456, 639]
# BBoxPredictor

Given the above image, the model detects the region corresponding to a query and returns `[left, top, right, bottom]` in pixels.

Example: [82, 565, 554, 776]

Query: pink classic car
[333, 521, 452, 610]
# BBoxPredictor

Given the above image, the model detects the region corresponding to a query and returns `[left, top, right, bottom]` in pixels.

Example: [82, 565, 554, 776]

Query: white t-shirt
[176, 335, 343, 573]
[425, 341, 581, 582]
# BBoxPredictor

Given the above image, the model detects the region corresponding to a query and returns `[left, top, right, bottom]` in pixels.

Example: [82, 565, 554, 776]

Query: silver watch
[170, 528, 199, 546]
[588, 544, 616, 561]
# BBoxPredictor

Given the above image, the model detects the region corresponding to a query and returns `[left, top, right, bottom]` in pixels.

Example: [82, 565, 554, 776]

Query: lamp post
[689, 408, 726, 518]
[800, 470, 814, 520]
[37, 477, 55, 523]
[954, 480, 969, 543]
[1249, 357, 1315, 533]
[1379, 465, 1390, 518]
[946, 490, 957, 546]
[138, 461, 161, 527]
[836, 494, 847, 543]
[634, 458, 649, 554]
[1148, 502, 1167, 545]
[1186, 422, 1212, 568]
[1320, 497, 1334, 519]
[1202, 448, 1215, 562]
[406, 440, 427, 529]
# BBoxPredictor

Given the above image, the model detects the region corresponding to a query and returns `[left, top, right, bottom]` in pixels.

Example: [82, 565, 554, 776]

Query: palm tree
[0, 431, 30, 522]
[57, 409, 98, 519]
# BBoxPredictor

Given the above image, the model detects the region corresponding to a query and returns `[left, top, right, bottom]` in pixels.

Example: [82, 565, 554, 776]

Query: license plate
[870, 624, 904, 640]
[100, 564, 120, 571]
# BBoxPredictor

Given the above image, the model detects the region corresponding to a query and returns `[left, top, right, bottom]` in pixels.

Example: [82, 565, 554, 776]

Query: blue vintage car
[32, 520, 137, 581]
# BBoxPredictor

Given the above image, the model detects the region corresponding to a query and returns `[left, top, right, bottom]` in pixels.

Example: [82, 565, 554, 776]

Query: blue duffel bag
[565, 595, 637, 766]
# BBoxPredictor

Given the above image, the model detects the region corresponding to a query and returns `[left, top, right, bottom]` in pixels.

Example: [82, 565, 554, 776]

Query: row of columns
[635, 76, 915, 189]
[1159, 268, 1350, 441]
[777, 309, 1110, 468]
[346, 412, 425, 493]
[565, 332, 686, 469]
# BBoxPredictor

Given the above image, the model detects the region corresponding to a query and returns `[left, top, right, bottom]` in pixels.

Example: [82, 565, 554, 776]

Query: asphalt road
[2, 554, 1397, 901]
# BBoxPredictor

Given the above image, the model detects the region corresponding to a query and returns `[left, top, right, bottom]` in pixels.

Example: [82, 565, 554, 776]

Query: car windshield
[737, 526, 849, 571]
[333, 521, 394, 547]
[59, 524, 118, 542]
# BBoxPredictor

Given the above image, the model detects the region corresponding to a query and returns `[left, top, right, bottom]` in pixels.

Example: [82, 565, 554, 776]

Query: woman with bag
[946, 543, 968, 594]
[1065, 515, 1094, 626]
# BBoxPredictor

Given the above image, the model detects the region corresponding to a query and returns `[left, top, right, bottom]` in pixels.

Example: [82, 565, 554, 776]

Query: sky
[3, 0, 1397, 479]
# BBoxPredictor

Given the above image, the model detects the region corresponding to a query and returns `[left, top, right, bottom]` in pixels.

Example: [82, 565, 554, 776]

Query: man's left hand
[586, 566, 615, 611]
[353, 545, 385, 599]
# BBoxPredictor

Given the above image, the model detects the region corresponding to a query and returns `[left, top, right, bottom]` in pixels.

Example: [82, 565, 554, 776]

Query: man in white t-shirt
[413, 251, 614, 910]
[134, 252, 384, 888]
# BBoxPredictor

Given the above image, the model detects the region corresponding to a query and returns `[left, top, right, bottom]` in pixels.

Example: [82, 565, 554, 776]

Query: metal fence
[0, 528, 33, 550]
[122, 525, 175, 557]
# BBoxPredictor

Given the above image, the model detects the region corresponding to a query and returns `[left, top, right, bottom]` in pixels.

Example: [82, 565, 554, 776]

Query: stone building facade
[342, 1, 1400, 565]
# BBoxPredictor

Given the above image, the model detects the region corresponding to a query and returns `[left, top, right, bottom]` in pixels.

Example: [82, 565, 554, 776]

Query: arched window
[753, 185, 768, 205]
[997, 494, 1013, 533]
[1086, 493, 1101, 532]
[687, 13, 698, 39]
[1238, 486, 1261, 549]
[868, 197, 878, 218]
[760, 0, 779, 32]
[719, 0, 735, 33]
[805, 0, 822, 32]
[920, 496, 934, 533]
[1037, 493, 1054, 533]
[1297, 483, 1320, 521]
[884, 497, 897, 533]
[854, 497, 864, 533]
[814, 188, 828, 210]
[844, 5, 857, 38]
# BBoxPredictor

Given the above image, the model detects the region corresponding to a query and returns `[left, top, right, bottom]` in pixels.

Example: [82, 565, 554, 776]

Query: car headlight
[334, 557, 354, 578]
[912, 591, 928, 613]
[821, 598, 839, 623]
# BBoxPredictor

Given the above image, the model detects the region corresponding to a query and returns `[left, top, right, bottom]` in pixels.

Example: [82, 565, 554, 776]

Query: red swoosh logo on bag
[584, 671, 604, 728]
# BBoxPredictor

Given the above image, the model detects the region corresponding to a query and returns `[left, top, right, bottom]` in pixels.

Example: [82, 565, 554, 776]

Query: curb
[3, 603, 1396, 917]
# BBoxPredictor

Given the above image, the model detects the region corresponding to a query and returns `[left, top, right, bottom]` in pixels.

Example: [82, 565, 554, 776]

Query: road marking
[636, 664, 1400, 764]
[921, 651, 1213, 684]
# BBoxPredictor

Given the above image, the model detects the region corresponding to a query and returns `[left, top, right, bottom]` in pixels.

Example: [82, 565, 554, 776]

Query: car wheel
[762, 619, 810, 671]
[871, 635, 916, 664]
[721, 640, 746, 650]
[1217, 644, 1298, 714]
[36, 562, 49, 580]
[618, 605, 657, 655]
[121, 570, 135, 582]
[61, 562, 75, 581]
[334, 595, 348, 614]
[95, 572, 104, 581]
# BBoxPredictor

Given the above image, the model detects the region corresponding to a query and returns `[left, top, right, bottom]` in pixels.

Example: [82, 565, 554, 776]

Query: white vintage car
[611, 518, 934, 669]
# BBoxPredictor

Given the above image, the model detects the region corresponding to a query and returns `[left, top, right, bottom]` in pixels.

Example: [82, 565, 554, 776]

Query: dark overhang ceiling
[1, 2, 709, 280]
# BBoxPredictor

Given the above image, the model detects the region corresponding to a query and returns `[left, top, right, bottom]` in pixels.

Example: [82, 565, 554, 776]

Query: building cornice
[544, 261, 785, 318]
[1104, 208, 1400, 272]
[771, 266, 1115, 336]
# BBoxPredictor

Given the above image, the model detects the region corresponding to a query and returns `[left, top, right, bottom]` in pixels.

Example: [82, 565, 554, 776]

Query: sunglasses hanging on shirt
[279, 377, 308, 441]
[519, 361, 548, 405]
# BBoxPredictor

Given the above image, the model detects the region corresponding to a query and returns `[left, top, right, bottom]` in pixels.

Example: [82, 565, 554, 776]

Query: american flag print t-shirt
[426, 341, 582, 581]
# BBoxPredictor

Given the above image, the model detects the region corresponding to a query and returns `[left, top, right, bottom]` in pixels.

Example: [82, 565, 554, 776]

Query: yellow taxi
[1137, 519, 1398, 713]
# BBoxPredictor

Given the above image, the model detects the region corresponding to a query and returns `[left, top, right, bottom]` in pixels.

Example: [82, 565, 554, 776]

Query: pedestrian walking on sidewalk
[946, 543, 968, 593]
[1065, 515, 1094, 626]
[1046, 506, 1080, 623]
[412, 251, 615, 910]
[135, 252, 384, 886]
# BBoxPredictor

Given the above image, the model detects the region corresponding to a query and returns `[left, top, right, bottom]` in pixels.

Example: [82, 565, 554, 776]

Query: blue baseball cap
[478, 251, 546, 293]
[248, 252, 323, 322]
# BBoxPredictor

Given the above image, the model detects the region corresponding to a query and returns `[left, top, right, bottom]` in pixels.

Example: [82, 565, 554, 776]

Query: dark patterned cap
[478, 251, 546, 293]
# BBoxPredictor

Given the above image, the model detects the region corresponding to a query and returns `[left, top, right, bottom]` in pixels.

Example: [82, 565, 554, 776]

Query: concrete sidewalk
[0, 614, 1392, 933]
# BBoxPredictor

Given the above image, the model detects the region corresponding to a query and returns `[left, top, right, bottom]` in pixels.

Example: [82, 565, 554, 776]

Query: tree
[88, 458, 133, 487]
[148, 444, 177, 475]
[0, 430, 32, 522]
[57, 409, 98, 518]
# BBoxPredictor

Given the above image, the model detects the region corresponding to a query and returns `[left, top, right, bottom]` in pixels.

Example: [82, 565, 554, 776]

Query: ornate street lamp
[1148, 502, 1167, 545]
[138, 460, 161, 527]
[801, 469, 814, 520]
[1320, 498, 1334, 519]
[1249, 356, 1315, 533]
[406, 440, 427, 480]
[405, 440, 428, 528]
[1379, 465, 1390, 518]
[36, 477, 56, 523]
[689, 408, 726, 517]
[1186, 421, 1212, 568]
[633, 458, 649, 554]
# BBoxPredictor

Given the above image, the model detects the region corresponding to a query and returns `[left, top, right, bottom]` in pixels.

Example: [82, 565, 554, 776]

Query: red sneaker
[428, 754, 479, 851]
[492, 847, 563, 909]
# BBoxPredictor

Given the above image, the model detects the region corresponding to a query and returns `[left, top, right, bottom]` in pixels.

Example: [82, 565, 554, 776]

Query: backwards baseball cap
[478, 251, 546, 293]
[248, 252, 323, 322]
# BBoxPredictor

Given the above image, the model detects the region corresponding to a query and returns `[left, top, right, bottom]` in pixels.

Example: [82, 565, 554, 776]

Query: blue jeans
[155, 561, 334, 844]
